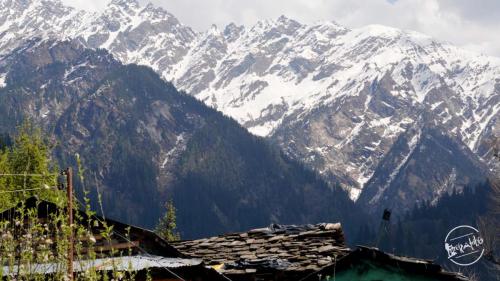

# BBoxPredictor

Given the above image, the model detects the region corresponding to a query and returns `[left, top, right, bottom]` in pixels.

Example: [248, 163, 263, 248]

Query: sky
[61, 0, 500, 57]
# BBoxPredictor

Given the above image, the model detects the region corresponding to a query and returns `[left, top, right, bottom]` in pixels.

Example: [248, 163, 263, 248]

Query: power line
[0, 187, 44, 194]
[0, 172, 59, 194]
[0, 173, 59, 177]
[0, 186, 55, 194]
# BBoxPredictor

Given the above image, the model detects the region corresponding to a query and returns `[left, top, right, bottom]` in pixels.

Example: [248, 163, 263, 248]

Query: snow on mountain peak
[209, 24, 221, 35]
[0, 0, 498, 200]
[108, 0, 140, 8]
[359, 24, 401, 38]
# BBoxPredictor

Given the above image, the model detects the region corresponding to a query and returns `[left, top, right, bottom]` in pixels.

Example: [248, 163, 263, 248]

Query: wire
[0, 187, 47, 194]
[0, 172, 59, 193]
[0, 173, 59, 177]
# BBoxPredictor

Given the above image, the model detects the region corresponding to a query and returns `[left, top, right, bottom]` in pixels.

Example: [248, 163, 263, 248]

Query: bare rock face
[356, 126, 488, 214]
[1, 0, 497, 211]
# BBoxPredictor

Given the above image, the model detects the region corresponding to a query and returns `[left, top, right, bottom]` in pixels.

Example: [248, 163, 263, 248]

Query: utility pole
[65, 168, 74, 281]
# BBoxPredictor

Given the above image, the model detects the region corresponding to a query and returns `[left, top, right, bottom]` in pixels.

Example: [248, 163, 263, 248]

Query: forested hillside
[0, 39, 365, 239]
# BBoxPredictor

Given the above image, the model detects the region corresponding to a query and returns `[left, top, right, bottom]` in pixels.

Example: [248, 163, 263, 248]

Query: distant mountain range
[0, 0, 497, 216]
[0, 39, 364, 239]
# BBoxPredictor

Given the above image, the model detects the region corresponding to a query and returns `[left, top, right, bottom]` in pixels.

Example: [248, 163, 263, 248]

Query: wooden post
[66, 168, 74, 281]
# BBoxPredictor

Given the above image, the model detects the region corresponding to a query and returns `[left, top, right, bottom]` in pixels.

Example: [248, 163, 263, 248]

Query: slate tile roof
[171, 223, 350, 275]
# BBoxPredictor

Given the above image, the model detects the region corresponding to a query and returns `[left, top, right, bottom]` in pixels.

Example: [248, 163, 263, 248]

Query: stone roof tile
[171, 223, 349, 274]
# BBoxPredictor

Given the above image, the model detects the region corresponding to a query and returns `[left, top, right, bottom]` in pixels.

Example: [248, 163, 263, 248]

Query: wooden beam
[80, 241, 140, 253]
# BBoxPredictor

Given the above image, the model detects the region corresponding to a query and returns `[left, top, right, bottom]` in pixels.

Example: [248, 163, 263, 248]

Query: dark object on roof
[172, 223, 350, 280]
[303, 246, 469, 281]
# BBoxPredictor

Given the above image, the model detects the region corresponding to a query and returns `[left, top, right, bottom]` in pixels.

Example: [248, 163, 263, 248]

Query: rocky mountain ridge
[1, 0, 497, 208]
[0, 39, 364, 238]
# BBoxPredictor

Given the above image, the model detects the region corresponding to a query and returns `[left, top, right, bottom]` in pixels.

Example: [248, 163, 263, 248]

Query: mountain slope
[184, 23, 498, 200]
[0, 39, 363, 239]
[1, 0, 496, 203]
[357, 125, 488, 214]
[0, 0, 195, 80]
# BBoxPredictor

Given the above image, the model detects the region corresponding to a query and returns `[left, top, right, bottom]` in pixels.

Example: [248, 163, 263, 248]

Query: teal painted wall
[321, 261, 443, 281]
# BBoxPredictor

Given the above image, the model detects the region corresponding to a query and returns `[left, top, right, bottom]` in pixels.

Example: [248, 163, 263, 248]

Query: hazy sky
[61, 0, 500, 57]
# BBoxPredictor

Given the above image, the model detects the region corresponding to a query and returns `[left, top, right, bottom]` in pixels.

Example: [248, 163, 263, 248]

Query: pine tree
[0, 122, 61, 209]
[155, 199, 180, 241]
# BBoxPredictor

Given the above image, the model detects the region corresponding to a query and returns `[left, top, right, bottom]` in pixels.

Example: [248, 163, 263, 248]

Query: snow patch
[370, 130, 421, 204]
[161, 133, 186, 169]
[370, 117, 391, 127]
[348, 187, 362, 201]
[431, 168, 457, 205]
[0, 73, 6, 88]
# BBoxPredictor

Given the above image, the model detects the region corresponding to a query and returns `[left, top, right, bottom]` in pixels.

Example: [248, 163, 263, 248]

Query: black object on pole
[375, 208, 391, 249]
[382, 209, 391, 221]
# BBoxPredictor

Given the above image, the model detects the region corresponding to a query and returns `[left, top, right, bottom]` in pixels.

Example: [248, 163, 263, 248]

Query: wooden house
[0, 197, 225, 281]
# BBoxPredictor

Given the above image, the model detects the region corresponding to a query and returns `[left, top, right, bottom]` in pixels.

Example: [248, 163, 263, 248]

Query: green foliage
[0, 122, 62, 209]
[0, 135, 152, 280]
[0, 198, 145, 280]
[155, 199, 180, 242]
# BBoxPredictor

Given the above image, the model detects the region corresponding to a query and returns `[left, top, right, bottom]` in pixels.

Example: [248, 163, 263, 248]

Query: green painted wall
[321, 261, 443, 281]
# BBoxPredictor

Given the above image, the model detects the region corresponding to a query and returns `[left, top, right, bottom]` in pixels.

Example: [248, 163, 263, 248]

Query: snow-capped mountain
[0, 0, 195, 76]
[1, 0, 497, 206]
[170, 19, 498, 202]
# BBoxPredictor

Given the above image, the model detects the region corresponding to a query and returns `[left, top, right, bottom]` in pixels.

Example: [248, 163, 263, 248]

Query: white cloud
[60, 0, 500, 57]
